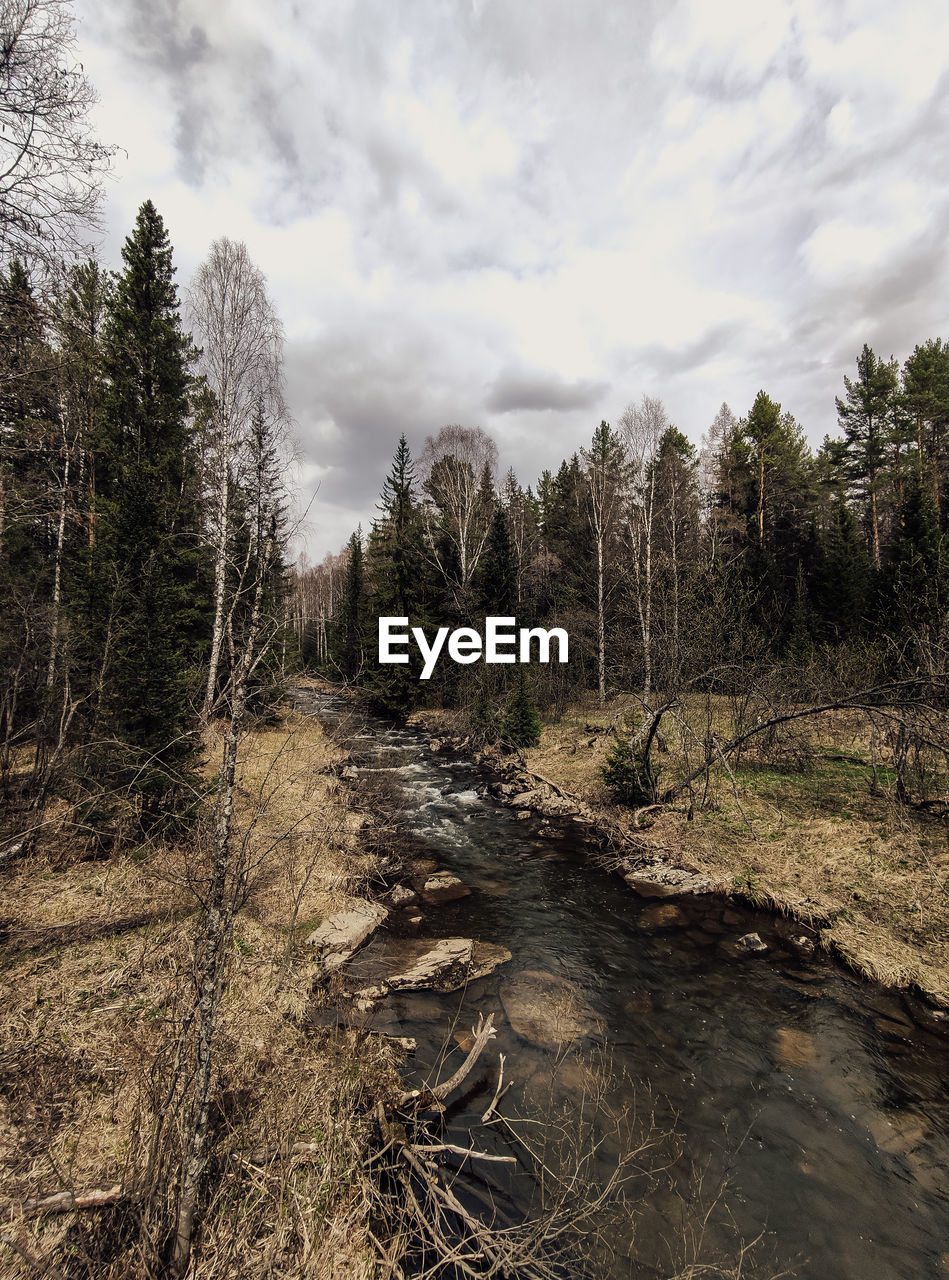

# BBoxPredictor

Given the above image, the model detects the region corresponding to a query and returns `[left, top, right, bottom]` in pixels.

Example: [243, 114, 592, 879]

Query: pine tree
[836, 345, 898, 567]
[364, 437, 435, 711]
[81, 201, 209, 801]
[474, 501, 517, 616]
[902, 338, 949, 517]
[813, 495, 871, 643]
[886, 479, 948, 637]
[500, 667, 542, 748]
[331, 529, 366, 681]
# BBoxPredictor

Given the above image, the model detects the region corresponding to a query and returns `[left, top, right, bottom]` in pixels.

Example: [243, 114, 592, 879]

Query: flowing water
[300, 689, 949, 1279]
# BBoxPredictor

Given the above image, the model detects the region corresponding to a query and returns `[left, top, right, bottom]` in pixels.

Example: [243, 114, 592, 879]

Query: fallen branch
[481, 1052, 509, 1123]
[409, 1143, 515, 1165]
[6, 1184, 126, 1220]
[397, 1013, 496, 1108]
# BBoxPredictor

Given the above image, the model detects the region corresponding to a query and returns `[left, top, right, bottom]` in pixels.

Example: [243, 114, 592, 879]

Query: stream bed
[300, 689, 949, 1279]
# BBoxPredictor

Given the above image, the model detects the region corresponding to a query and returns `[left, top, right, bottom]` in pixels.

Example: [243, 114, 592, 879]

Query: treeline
[0, 205, 292, 844]
[296, 340, 949, 728]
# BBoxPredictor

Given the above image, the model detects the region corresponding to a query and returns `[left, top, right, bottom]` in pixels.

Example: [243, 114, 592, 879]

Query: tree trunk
[171, 523, 274, 1278]
[46, 442, 70, 689]
[203, 448, 230, 719]
[597, 534, 605, 707]
[870, 481, 881, 568]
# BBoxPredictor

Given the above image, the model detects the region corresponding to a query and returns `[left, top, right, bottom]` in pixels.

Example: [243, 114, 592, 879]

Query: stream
[299, 689, 949, 1280]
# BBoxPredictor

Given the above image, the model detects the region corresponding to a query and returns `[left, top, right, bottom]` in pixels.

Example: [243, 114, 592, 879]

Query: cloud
[72, 0, 949, 558]
[486, 367, 609, 414]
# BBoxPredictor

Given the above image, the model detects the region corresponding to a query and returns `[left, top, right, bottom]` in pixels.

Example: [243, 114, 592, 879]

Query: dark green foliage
[500, 668, 542, 748]
[78, 201, 210, 797]
[472, 681, 500, 743]
[836, 344, 898, 564]
[886, 479, 949, 636]
[813, 497, 871, 642]
[475, 501, 517, 615]
[364, 436, 436, 712]
[331, 529, 367, 681]
[602, 733, 656, 806]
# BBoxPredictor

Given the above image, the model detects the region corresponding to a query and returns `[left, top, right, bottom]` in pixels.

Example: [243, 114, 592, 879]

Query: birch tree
[188, 237, 286, 718]
[418, 424, 497, 601]
[170, 396, 289, 1278]
[619, 395, 668, 706]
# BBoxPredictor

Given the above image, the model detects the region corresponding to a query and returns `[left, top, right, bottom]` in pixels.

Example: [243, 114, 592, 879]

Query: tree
[187, 237, 287, 718]
[331, 529, 366, 681]
[813, 495, 871, 643]
[0, 0, 116, 266]
[365, 436, 431, 711]
[836, 344, 898, 567]
[902, 338, 949, 515]
[501, 667, 541, 748]
[651, 426, 700, 682]
[419, 424, 497, 601]
[475, 500, 517, 616]
[580, 420, 629, 706]
[82, 201, 209, 800]
[886, 478, 948, 638]
[619, 396, 668, 705]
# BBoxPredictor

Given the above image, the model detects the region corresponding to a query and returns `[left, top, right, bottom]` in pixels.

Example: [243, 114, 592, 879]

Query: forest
[297, 348, 949, 782]
[4, 1, 949, 1278]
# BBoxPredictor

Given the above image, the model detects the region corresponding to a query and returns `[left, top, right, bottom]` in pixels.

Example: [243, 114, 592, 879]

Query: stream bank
[408, 705, 949, 1030]
[301, 685, 949, 1280]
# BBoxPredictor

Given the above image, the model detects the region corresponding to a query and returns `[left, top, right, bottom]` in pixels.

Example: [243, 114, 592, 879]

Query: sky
[72, 0, 949, 561]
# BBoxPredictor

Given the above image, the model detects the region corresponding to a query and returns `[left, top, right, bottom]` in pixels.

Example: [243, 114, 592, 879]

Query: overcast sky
[73, 0, 949, 560]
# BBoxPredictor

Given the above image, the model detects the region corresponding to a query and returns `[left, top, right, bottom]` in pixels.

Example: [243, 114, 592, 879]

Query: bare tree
[187, 237, 286, 718]
[0, 0, 115, 266]
[169, 404, 289, 1278]
[619, 395, 668, 707]
[418, 424, 497, 598]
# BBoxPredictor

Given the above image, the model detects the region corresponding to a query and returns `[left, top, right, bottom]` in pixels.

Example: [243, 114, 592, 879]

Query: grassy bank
[413, 697, 949, 1010]
[0, 704, 398, 1279]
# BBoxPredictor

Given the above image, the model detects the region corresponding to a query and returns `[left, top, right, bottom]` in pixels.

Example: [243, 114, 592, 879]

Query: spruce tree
[81, 201, 209, 801]
[886, 479, 948, 637]
[365, 437, 434, 711]
[475, 501, 517, 616]
[331, 529, 366, 681]
[501, 667, 542, 748]
[813, 496, 871, 642]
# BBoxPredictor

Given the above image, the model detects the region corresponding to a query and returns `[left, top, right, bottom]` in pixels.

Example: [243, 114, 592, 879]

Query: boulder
[736, 932, 768, 954]
[510, 790, 540, 807]
[420, 871, 471, 905]
[515, 810, 532, 821]
[623, 865, 714, 898]
[500, 969, 605, 1051]
[385, 938, 511, 993]
[306, 902, 387, 972]
[389, 884, 418, 908]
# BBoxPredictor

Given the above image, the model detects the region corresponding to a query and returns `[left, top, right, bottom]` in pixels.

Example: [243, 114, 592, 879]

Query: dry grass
[508, 697, 949, 1005]
[0, 708, 402, 1279]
